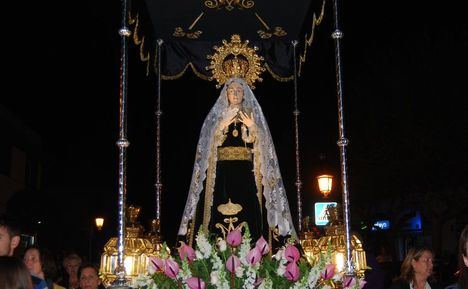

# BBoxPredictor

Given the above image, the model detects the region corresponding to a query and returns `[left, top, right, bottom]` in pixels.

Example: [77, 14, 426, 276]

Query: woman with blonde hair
[390, 246, 441, 289]
[57, 253, 82, 289]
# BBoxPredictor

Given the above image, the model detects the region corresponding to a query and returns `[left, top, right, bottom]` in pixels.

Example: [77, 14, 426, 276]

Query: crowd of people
[0, 214, 103, 289]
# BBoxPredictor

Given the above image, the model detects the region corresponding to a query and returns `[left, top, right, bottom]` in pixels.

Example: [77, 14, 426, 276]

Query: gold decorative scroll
[215, 217, 247, 239]
[205, 0, 254, 11]
[173, 12, 205, 39]
[173, 27, 203, 39]
[255, 13, 287, 39]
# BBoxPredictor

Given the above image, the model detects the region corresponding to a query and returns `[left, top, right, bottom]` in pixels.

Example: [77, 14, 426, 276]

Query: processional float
[100, 0, 366, 287]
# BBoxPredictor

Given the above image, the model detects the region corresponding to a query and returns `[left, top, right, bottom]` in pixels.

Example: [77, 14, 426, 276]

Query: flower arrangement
[132, 227, 366, 289]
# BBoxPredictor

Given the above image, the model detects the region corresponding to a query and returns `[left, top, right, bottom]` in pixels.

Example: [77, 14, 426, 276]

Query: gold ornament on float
[206, 34, 265, 89]
[99, 206, 169, 286]
[302, 204, 368, 277]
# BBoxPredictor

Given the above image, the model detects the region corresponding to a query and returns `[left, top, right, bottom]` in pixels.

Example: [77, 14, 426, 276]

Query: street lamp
[317, 174, 333, 198]
[95, 218, 104, 231]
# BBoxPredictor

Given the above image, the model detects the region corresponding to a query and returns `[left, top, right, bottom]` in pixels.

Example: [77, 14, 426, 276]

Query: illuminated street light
[95, 218, 104, 231]
[317, 174, 333, 198]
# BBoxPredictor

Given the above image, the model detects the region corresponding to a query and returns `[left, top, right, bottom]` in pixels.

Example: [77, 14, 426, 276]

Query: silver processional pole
[111, 0, 131, 286]
[291, 40, 303, 233]
[331, 0, 355, 275]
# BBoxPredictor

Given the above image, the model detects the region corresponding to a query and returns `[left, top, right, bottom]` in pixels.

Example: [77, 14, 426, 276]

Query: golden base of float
[100, 206, 170, 286]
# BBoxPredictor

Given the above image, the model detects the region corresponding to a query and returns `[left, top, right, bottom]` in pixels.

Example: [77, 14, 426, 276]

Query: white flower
[277, 263, 286, 276]
[273, 247, 284, 261]
[235, 266, 245, 278]
[195, 232, 212, 259]
[217, 239, 227, 252]
[216, 270, 230, 289]
[258, 277, 272, 289]
[211, 254, 223, 270]
[307, 268, 320, 288]
[211, 271, 220, 285]
[242, 267, 257, 289]
[239, 238, 251, 265]
[179, 260, 192, 280]
[332, 271, 343, 282]
[131, 274, 155, 289]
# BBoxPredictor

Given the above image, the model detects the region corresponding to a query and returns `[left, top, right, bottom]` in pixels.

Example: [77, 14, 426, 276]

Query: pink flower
[226, 254, 241, 273]
[148, 256, 165, 273]
[285, 244, 300, 263]
[178, 241, 196, 263]
[284, 262, 300, 282]
[186, 277, 206, 289]
[226, 229, 242, 247]
[164, 259, 179, 279]
[246, 247, 262, 265]
[255, 236, 270, 255]
[342, 276, 366, 289]
[321, 264, 336, 280]
[253, 277, 264, 287]
[343, 276, 356, 288]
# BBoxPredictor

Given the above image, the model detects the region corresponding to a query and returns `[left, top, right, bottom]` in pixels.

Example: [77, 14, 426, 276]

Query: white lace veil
[178, 77, 297, 238]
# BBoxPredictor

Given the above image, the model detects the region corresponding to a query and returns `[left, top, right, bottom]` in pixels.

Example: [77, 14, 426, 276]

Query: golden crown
[207, 34, 265, 88]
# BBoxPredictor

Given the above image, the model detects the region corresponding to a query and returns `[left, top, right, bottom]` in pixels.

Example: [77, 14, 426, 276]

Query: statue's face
[227, 82, 244, 105]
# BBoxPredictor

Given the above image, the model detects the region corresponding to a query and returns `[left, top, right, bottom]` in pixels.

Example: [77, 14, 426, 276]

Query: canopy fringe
[298, 0, 326, 77]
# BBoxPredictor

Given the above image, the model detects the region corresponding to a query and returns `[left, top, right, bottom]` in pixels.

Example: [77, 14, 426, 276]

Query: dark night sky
[3, 0, 468, 256]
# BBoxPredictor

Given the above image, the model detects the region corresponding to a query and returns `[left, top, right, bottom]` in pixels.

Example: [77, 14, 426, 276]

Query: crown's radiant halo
[206, 34, 265, 89]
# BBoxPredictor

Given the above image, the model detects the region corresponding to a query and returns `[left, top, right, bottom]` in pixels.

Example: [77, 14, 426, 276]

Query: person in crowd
[390, 246, 441, 289]
[0, 214, 48, 289]
[24, 245, 65, 289]
[0, 255, 34, 289]
[376, 242, 394, 263]
[57, 253, 82, 289]
[360, 236, 385, 289]
[77, 263, 105, 289]
[375, 241, 399, 288]
[0, 214, 21, 257]
[445, 225, 468, 289]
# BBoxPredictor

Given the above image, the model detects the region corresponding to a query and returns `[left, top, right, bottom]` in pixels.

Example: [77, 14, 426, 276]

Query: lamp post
[317, 174, 333, 198]
[89, 218, 105, 263]
[96, 218, 105, 231]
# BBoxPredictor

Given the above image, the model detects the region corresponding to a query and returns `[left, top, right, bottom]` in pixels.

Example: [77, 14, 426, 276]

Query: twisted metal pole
[292, 40, 303, 233]
[155, 39, 164, 226]
[112, 0, 130, 286]
[331, 0, 354, 275]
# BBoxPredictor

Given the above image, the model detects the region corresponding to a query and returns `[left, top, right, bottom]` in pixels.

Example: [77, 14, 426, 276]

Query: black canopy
[130, 0, 326, 80]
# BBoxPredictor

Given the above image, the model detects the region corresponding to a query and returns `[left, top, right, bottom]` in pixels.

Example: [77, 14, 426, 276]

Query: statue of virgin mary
[178, 35, 296, 244]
